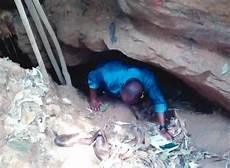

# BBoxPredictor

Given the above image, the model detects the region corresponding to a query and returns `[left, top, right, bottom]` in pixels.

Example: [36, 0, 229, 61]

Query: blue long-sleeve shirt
[88, 60, 167, 113]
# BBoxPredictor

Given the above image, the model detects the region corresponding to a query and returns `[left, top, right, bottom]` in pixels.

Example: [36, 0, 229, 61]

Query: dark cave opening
[0, 41, 219, 114]
[55, 49, 219, 114]
[0, 35, 33, 69]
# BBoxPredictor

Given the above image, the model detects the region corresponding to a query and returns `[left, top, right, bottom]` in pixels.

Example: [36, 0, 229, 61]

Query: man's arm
[157, 113, 173, 140]
[89, 88, 102, 111]
[88, 69, 103, 111]
[142, 72, 172, 139]
[157, 112, 166, 127]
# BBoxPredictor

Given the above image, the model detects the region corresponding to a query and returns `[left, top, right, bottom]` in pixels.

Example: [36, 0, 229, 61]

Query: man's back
[89, 60, 152, 95]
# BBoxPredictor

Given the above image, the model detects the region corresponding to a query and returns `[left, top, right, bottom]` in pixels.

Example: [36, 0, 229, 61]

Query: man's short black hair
[123, 78, 143, 99]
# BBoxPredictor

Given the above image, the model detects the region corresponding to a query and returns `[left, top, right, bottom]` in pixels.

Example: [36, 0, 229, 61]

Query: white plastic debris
[46, 98, 52, 104]
[149, 134, 179, 152]
[189, 161, 199, 168]
[62, 98, 71, 105]
[221, 63, 229, 75]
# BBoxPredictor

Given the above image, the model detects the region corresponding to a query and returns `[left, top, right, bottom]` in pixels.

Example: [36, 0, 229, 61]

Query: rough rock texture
[14, 0, 230, 111]
[0, 58, 134, 167]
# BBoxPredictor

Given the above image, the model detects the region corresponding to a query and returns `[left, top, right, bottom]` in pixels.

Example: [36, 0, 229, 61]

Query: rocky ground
[0, 58, 229, 168]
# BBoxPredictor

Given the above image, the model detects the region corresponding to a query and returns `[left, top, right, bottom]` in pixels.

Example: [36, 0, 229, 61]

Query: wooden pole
[14, 0, 49, 82]
[32, 0, 72, 86]
[24, 0, 65, 84]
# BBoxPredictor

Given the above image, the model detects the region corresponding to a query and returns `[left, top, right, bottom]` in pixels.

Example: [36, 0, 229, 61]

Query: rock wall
[14, 0, 230, 111]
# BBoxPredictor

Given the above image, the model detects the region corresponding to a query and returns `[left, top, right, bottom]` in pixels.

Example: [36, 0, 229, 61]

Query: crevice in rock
[48, 49, 221, 114]
[0, 35, 33, 69]
[0, 33, 226, 115]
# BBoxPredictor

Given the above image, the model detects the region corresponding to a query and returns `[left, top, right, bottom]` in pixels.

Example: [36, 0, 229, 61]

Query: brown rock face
[16, 0, 230, 111]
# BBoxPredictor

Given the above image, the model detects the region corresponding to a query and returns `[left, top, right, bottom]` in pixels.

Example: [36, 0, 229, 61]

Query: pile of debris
[96, 120, 212, 167]
[0, 58, 229, 168]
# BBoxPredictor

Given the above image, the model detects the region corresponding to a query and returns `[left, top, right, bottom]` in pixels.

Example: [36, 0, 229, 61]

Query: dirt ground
[177, 110, 230, 168]
[178, 110, 230, 155]
[0, 58, 229, 168]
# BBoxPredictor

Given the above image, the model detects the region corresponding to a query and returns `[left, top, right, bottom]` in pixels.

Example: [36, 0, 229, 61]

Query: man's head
[121, 78, 144, 105]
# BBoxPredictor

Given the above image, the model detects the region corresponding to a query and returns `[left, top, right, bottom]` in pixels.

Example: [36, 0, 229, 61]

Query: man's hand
[157, 113, 173, 140]
[160, 130, 173, 140]
[89, 88, 102, 112]
[90, 98, 102, 111]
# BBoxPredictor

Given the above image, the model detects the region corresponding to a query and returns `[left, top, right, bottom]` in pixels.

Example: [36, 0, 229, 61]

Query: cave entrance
[1, 43, 229, 164]
[59, 49, 219, 114]
[0, 42, 220, 114]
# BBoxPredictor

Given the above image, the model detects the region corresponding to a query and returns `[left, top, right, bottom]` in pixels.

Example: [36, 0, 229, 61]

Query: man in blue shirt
[88, 60, 172, 139]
